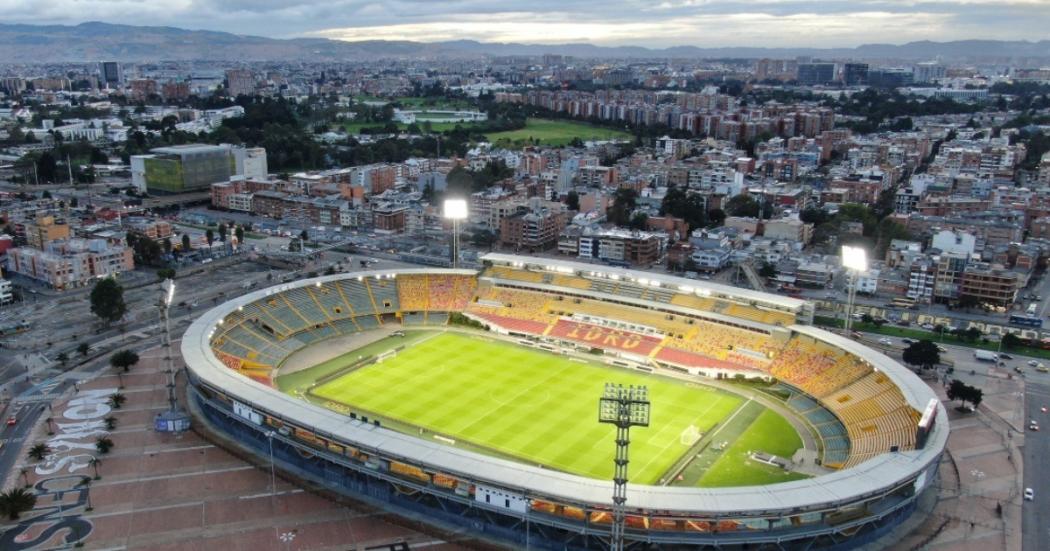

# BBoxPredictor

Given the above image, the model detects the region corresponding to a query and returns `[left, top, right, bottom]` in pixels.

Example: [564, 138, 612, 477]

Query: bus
[890, 298, 918, 310]
[1008, 314, 1043, 328]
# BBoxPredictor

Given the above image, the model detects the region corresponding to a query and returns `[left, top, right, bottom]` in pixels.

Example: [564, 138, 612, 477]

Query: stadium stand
[488, 266, 544, 283]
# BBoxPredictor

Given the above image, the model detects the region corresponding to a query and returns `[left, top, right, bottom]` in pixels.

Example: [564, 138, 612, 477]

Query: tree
[77, 342, 90, 357]
[205, 228, 214, 247]
[0, 487, 37, 520]
[758, 262, 777, 279]
[90, 277, 127, 326]
[1001, 333, 1022, 349]
[965, 327, 982, 342]
[27, 443, 51, 462]
[95, 436, 115, 454]
[36, 151, 57, 183]
[235, 226, 245, 244]
[947, 379, 983, 410]
[104, 416, 117, 430]
[607, 188, 638, 227]
[57, 352, 69, 365]
[628, 212, 649, 231]
[109, 349, 139, 372]
[108, 393, 126, 409]
[162, 237, 172, 255]
[799, 206, 830, 225]
[156, 268, 176, 280]
[902, 339, 940, 370]
[659, 185, 708, 231]
[181, 233, 191, 251]
[725, 195, 760, 218]
[565, 190, 580, 211]
[300, 229, 309, 243]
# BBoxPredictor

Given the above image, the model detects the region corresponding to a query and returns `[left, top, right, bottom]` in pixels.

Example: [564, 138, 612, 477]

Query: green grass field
[310, 332, 745, 484]
[298, 331, 806, 486]
[698, 409, 808, 487]
[485, 118, 631, 147]
[341, 120, 484, 135]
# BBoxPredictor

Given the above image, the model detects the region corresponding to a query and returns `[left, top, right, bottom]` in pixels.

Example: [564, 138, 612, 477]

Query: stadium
[181, 253, 948, 550]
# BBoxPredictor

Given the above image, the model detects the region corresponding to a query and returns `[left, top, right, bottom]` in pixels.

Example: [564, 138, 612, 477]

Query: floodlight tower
[443, 198, 468, 269]
[841, 245, 868, 336]
[155, 278, 191, 432]
[598, 383, 650, 551]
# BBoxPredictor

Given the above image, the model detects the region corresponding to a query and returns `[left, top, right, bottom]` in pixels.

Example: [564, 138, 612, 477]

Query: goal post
[680, 424, 702, 446]
[376, 349, 398, 363]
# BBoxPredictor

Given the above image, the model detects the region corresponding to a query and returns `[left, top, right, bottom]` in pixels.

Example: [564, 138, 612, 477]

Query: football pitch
[304, 331, 803, 486]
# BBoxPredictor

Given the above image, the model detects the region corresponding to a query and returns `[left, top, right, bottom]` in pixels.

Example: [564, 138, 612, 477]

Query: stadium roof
[183, 268, 947, 516]
[481, 253, 808, 312]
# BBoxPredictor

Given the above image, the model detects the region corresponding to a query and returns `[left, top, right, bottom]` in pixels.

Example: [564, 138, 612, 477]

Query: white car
[1024, 487, 1035, 501]
[878, 338, 893, 345]
[1029, 360, 1040, 367]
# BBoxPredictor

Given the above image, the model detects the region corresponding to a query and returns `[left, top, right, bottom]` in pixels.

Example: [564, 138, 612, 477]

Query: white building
[232, 147, 268, 179]
[931, 230, 977, 258]
[0, 278, 13, 304]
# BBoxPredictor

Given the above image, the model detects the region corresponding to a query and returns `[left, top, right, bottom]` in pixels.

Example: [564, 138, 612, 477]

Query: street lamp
[443, 198, 468, 269]
[266, 430, 277, 496]
[841, 246, 868, 336]
[598, 383, 650, 551]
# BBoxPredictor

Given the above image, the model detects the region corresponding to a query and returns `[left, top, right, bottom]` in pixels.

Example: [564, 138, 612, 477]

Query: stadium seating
[467, 286, 559, 326]
[488, 266, 544, 283]
[551, 274, 593, 290]
[397, 275, 429, 311]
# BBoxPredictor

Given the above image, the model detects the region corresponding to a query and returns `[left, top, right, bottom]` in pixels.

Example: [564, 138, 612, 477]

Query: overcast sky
[4, 0, 1050, 48]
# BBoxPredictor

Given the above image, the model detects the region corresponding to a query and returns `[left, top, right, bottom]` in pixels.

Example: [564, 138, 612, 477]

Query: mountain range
[1, 21, 1048, 63]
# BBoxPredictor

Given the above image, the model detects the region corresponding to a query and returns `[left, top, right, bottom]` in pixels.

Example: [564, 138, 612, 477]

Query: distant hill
[0, 21, 1048, 62]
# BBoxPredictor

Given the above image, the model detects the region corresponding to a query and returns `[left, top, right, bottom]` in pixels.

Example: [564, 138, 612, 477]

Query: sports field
[485, 118, 631, 147]
[304, 331, 804, 486]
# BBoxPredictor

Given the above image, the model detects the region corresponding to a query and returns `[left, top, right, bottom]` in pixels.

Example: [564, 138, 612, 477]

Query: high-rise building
[868, 68, 915, 89]
[225, 69, 256, 98]
[843, 63, 869, 86]
[796, 63, 836, 86]
[99, 61, 123, 87]
[913, 62, 946, 83]
[132, 144, 236, 194]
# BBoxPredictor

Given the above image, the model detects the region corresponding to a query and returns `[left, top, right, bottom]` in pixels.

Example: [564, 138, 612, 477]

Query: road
[1023, 381, 1050, 551]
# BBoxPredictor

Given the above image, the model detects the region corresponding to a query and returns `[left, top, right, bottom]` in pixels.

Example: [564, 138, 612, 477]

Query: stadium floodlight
[840, 245, 868, 336]
[598, 383, 650, 551]
[443, 198, 468, 269]
[841, 245, 868, 273]
[155, 278, 190, 433]
[443, 198, 468, 220]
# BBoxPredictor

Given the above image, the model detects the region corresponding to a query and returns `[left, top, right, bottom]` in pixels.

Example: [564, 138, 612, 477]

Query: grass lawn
[341, 120, 484, 135]
[697, 409, 808, 487]
[485, 118, 631, 147]
[275, 330, 432, 393]
[308, 331, 750, 484]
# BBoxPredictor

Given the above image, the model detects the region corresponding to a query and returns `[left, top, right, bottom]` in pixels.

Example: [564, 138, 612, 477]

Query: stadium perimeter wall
[181, 268, 949, 550]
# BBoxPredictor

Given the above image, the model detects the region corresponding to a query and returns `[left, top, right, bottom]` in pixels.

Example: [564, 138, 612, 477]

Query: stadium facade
[182, 253, 948, 550]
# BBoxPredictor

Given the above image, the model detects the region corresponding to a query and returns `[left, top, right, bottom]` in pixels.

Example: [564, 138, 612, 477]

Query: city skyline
[2, 0, 1049, 48]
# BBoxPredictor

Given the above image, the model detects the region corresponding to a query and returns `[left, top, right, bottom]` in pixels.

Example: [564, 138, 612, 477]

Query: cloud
[0, 0, 1047, 47]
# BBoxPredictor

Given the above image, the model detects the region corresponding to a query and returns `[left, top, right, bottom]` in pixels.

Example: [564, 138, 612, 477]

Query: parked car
[1024, 488, 1035, 501]
[1029, 360, 1040, 367]
[5, 416, 15, 426]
